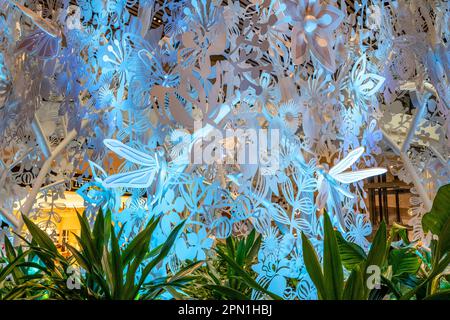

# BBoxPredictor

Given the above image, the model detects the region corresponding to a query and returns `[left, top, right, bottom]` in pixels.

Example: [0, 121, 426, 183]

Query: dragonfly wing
[88, 160, 107, 182]
[329, 147, 365, 176]
[334, 168, 387, 184]
[333, 183, 355, 199]
[103, 168, 157, 188]
[103, 139, 156, 167]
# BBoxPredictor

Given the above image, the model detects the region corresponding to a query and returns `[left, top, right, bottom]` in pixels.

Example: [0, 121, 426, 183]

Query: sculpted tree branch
[14, 118, 88, 237]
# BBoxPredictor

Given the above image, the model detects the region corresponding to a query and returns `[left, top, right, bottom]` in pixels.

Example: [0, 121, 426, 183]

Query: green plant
[1, 220, 84, 300]
[186, 229, 281, 300]
[302, 184, 450, 300]
[301, 211, 423, 300]
[335, 221, 425, 300]
[302, 211, 363, 300]
[1, 185, 448, 301]
[0, 236, 33, 299]
[2, 209, 200, 300]
[400, 184, 450, 300]
[62, 210, 201, 299]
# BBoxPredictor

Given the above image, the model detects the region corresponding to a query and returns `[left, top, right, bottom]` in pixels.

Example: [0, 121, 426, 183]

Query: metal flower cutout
[287, 0, 344, 71]
[8, 0, 62, 59]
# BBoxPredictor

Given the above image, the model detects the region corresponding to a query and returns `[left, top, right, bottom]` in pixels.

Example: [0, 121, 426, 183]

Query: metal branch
[0, 207, 19, 229]
[381, 129, 433, 211]
[31, 114, 52, 159]
[15, 120, 88, 237]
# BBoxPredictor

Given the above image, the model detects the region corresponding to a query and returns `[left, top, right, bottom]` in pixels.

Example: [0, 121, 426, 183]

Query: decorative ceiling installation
[0, 0, 448, 300]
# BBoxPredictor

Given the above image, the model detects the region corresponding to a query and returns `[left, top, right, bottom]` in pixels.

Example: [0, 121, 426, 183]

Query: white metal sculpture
[0, 0, 448, 299]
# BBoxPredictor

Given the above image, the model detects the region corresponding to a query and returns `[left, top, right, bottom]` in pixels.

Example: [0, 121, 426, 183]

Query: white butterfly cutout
[351, 54, 385, 98]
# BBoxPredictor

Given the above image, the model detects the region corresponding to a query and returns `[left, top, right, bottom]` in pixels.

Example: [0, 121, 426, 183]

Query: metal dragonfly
[102, 140, 186, 206]
[100, 104, 231, 205]
[316, 146, 387, 230]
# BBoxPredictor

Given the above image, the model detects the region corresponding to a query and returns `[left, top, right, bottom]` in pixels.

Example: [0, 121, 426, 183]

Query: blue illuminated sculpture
[0, 0, 448, 300]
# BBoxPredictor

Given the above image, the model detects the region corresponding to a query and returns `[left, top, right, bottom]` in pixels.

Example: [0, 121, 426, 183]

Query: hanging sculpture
[0, 0, 448, 300]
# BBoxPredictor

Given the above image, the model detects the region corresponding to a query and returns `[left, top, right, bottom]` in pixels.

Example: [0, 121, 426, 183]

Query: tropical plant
[0, 236, 33, 299]
[58, 210, 201, 299]
[1, 209, 200, 300]
[185, 229, 281, 300]
[301, 211, 366, 300]
[0, 222, 84, 300]
[1, 185, 448, 300]
[399, 184, 450, 300]
[301, 184, 450, 300]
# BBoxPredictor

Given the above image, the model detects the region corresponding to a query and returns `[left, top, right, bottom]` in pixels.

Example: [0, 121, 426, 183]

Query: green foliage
[65, 210, 199, 299]
[401, 184, 450, 300]
[1, 184, 449, 300]
[0, 236, 32, 299]
[3, 215, 83, 300]
[422, 184, 450, 235]
[389, 248, 421, 277]
[185, 229, 281, 300]
[0, 209, 197, 300]
[301, 212, 366, 300]
[302, 184, 450, 300]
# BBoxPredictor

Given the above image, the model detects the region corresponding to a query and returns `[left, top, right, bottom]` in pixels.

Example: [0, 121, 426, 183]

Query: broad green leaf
[92, 208, 105, 254]
[365, 221, 387, 271]
[400, 254, 450, 300]
[422, 184, 450, 235]
[245, 229, 256, 254]
[0, 250, 29, 283]
[322, 212, 344, 299]
[301, 232, 326, 300]
[236, 238, 246, 266]
[335, 231, 367, 271]
[342, 264, 364, 300]
[66, 243, 90, 272]
[363, 221, 387, 298]
[436, 218, 450, 259]
[75, 212, 99, 264]
[247, 234, 261, 264]
[21, 214, 58, 254]
[389, 248, 421, 277]
[2, 236, 24, 283]
[109, 226, 123, 299]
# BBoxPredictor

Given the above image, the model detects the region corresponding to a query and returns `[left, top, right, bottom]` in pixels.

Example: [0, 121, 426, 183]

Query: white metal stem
[0, 207, 19, 229]
[401, 91, 430, 153]
[31, 114, 52, 158]
[15, 120, 87, 237]
[381, 129, 433, 211]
